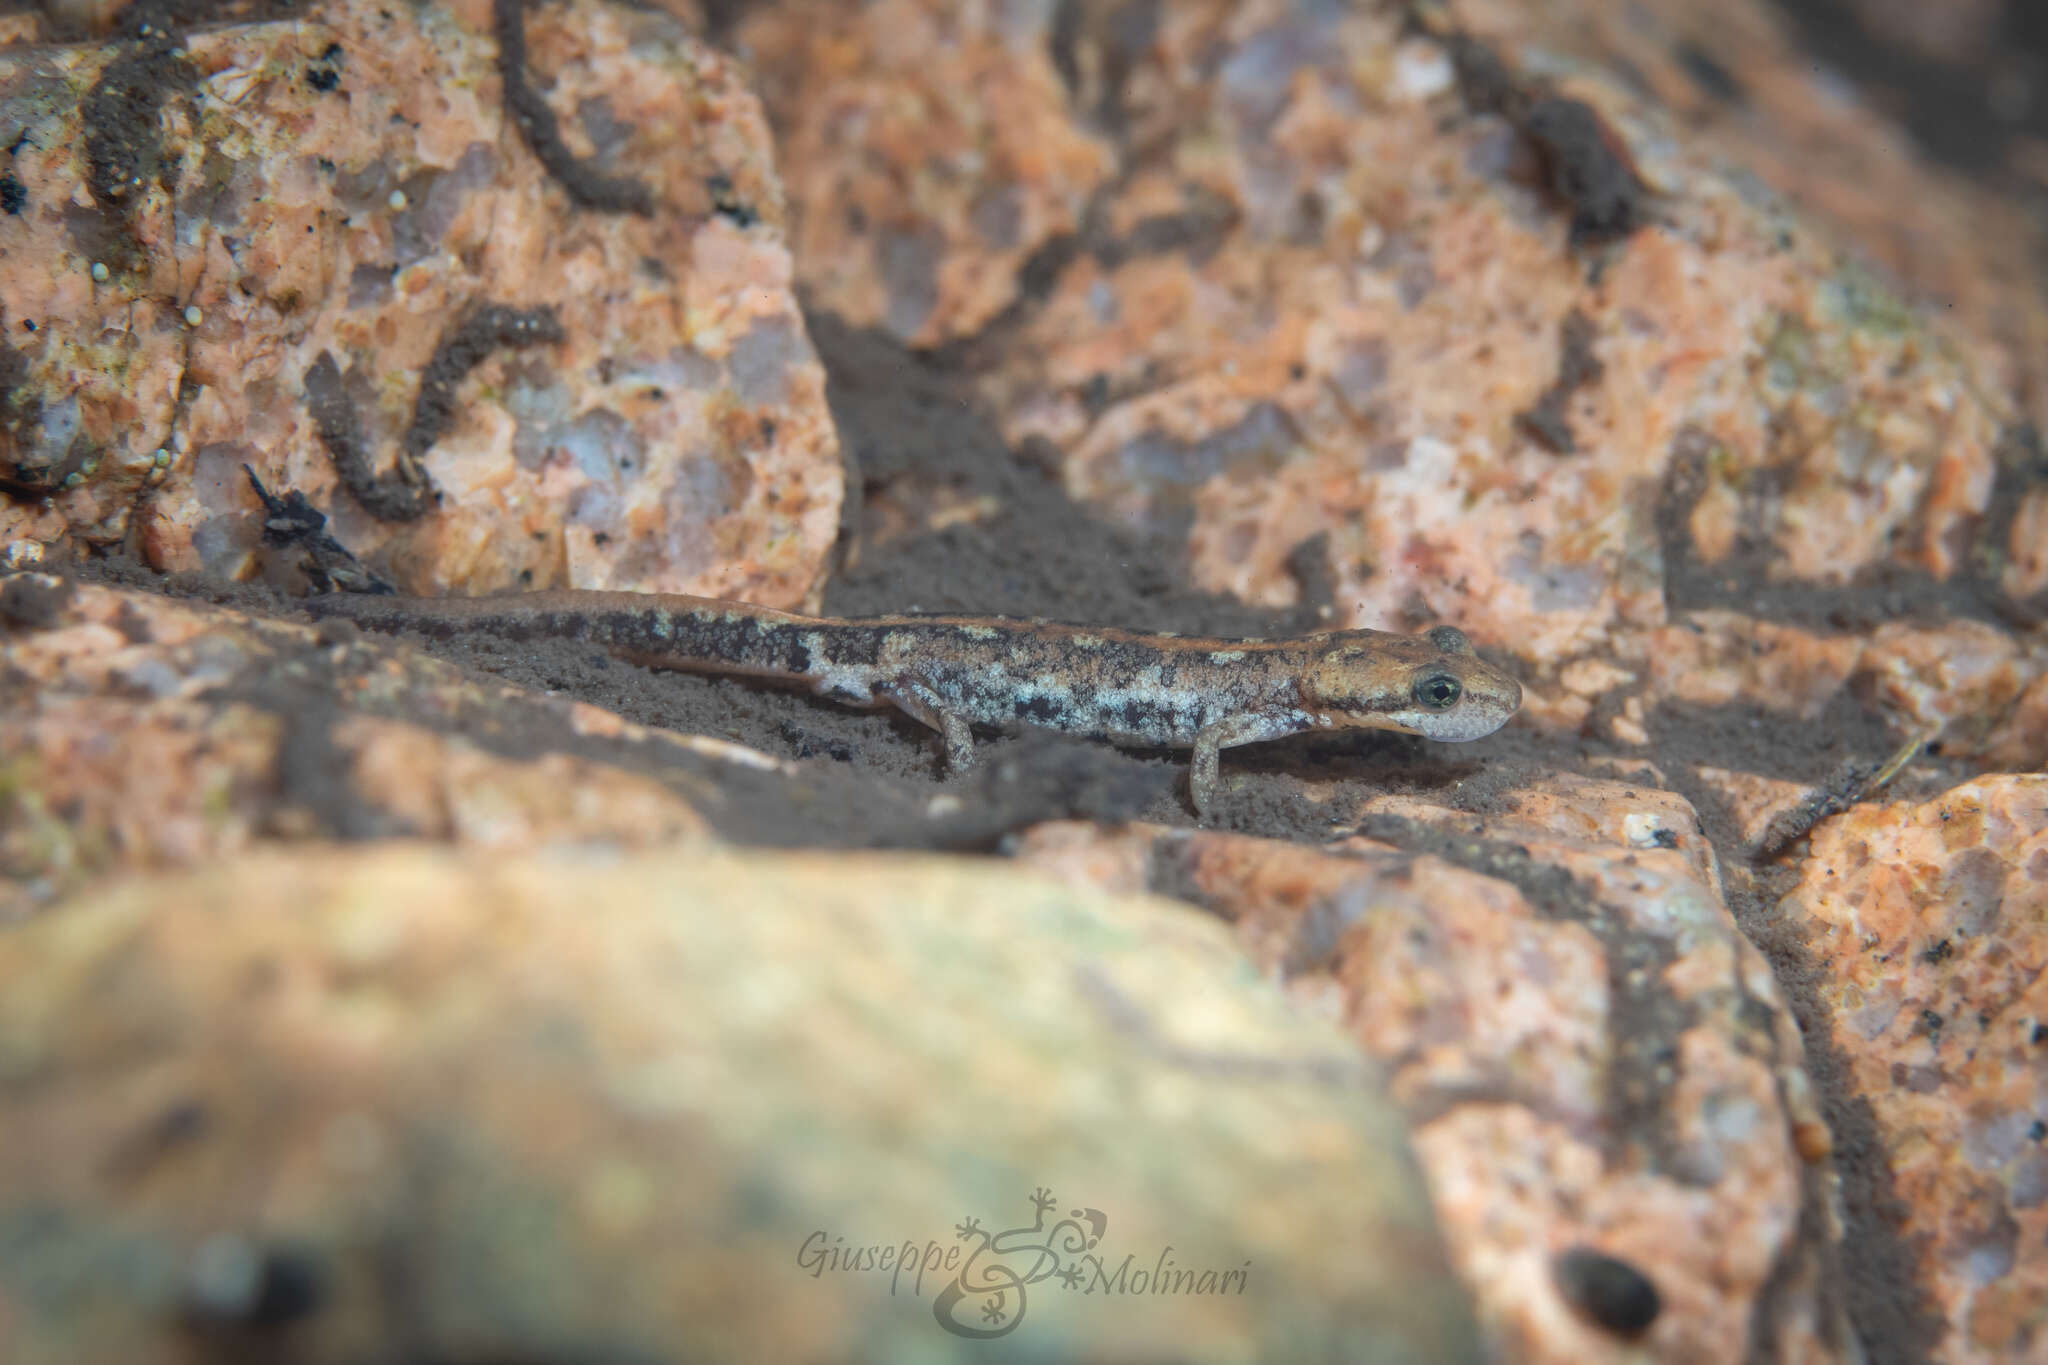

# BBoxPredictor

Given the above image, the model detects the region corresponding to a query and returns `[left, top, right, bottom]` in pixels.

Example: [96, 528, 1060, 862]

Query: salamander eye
[1413, 673, 1462, 710]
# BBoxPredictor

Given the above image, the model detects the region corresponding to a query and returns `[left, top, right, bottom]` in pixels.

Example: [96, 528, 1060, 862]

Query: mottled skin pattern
[306, 590, 1524, 813]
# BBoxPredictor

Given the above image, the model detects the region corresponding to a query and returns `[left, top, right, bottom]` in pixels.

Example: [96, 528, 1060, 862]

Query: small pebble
[90, 261, 109, 282]
[388, 188, 407, 211]
[183, 305, 203, 328]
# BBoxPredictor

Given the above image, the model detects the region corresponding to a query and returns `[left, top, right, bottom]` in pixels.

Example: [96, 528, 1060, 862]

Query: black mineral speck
[186, 1243, 327, 1329]
[307, 41, 344, 91]
[1554, 1246, 1661, 1337]
[1523, 96, 1648, 247]
[1675, 41, 1745, 104]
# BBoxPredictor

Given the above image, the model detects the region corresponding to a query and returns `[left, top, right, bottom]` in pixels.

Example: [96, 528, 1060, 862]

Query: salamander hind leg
[1190, 711, 1319, 817]
[875, 679, 976, 775]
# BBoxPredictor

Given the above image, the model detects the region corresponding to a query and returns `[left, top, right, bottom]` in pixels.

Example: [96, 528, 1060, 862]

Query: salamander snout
[1306, 627, 1522, 741]
[1402, 658, 1522, 740]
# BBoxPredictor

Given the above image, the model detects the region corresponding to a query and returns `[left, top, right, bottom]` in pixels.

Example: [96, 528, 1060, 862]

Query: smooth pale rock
[0, 844, 1478, 1365]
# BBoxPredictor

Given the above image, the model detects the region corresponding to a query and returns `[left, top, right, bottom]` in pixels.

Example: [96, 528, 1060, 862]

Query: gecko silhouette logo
[932, 1187, 1106, 1339]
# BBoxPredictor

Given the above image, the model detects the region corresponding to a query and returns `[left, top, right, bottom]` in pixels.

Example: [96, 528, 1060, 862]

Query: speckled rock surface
[1014, 769, 1847, 1365]
[4, 3, 2047, 1363]
[736, 0, 1115, 347]
[718, 21, 2048, 1350]
[1455, 0, 2048, 440]
[0, 571, 1175, 914]
[0, 0, 839, 604]
[1562, 611, 2048, 769]
[739, 0, 2039, 668]
[0, 844, 1480, 1365]
[0, 574, 722, 913]
[1774, 775, 2048, 1364]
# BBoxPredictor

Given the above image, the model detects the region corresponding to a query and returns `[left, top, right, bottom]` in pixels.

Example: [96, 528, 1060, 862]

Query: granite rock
[0, 572, 1173, 913]
[1015, 769, 1850, 1365]
[0, 575, 724, 913]
[0, 843, 1481, 1365]
[0, 0, 839, 605]
[736, 0, 1115, 346]
[2, 3, 2045, 1362]
[741, 0, 2033, 663]
[1775, 775, 2048, 1363]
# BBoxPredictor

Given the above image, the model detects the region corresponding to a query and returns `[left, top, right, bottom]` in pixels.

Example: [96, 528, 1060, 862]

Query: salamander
[305, 590, 1523, 813]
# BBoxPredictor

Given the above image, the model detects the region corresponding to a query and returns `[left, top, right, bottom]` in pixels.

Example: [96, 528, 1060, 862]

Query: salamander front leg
[876, 679, 976, 775]
[1189, 711, 1319, 816]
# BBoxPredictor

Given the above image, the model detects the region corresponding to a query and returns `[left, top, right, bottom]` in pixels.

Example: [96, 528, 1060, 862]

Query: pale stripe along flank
[306, 590, 1523, 814]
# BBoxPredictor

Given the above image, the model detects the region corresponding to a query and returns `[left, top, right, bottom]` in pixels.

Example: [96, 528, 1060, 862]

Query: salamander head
[1303, 624, 1522, 742]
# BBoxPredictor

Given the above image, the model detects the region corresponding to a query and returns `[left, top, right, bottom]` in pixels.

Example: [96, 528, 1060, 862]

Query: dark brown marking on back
[824, 626, 887, 668]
